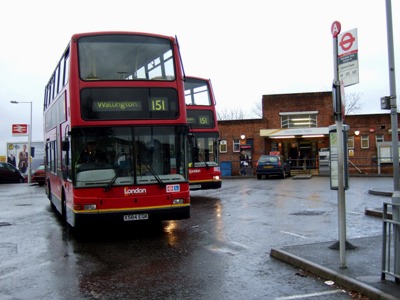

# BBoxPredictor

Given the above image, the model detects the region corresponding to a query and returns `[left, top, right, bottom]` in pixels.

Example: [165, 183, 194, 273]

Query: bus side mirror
[62, 140, 70, 151]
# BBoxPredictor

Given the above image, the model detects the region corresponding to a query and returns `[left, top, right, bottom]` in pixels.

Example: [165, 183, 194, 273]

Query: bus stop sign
[331, 21, 341, 38]
[338, 28, 359, 87]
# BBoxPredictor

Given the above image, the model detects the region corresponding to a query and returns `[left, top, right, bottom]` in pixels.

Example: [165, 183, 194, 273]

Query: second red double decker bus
[185, 76, 221, 190]
[43, 31, 190, 228]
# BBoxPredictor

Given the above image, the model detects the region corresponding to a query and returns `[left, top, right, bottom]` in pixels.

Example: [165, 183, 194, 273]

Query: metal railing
[381, 202, 400, 280]
[347, 157, 395, 176]
[221, 156, 399, 177]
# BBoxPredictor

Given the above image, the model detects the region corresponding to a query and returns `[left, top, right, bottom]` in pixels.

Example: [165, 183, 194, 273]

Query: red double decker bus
[185, 76, 221, 190]
[43, 32, 190, 228]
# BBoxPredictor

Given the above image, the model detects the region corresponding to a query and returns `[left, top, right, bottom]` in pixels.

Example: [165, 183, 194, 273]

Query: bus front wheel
[61, 192, 67, 223]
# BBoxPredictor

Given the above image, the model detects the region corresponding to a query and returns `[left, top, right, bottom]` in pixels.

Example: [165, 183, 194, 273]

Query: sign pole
[385, 0, 400, 281]
[28, 101, 32, 184]
[10, 101, 32, 183]
[331, 21, 347, 268]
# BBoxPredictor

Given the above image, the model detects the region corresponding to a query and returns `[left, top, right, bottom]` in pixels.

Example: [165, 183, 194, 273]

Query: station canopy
[260, 127, 330, 139]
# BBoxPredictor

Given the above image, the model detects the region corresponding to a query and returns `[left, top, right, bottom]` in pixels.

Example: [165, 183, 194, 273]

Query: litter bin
[220, 161, 232, 177]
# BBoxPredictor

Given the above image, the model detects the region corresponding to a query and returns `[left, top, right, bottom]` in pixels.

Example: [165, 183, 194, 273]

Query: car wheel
[257, 174, 262, 180]
[18, 177, 24, 183]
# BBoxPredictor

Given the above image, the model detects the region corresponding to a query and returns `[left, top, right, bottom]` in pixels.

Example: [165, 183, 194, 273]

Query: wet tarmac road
[0, 176, 389, 299]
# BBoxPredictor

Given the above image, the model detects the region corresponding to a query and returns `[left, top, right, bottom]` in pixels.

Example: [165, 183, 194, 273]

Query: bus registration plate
[123, 213, 149, 221]
[190, 184, 202, 190]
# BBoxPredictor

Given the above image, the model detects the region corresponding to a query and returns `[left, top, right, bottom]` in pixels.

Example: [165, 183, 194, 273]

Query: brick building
[218, 91, 399, 176]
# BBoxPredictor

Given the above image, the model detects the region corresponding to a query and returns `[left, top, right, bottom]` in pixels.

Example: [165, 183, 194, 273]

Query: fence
[382, 202, 400, 281]
[347, 157, 395, 176]
[220, 156, 398, 177]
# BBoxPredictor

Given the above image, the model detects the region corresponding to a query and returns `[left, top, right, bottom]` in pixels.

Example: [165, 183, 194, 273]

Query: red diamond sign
[12, 124, 28, 136]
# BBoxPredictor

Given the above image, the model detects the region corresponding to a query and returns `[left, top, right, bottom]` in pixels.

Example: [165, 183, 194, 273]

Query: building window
[233, 139, 240, 152]
[361, 135, 369, 149]
[280, 111, 318, 128]
[348, 136, 354, 149]
[376, 134, 384, 143]
[219, 140, 227, 153]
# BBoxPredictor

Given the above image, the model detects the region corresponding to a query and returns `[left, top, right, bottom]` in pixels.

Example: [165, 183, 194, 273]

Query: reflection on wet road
[0, 177, 389, 299]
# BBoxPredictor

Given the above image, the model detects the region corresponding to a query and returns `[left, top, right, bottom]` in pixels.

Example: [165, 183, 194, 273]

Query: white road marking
[281, 231, 307, 239]
[275, 289, 345, 299]
[347, 211, 363, 215]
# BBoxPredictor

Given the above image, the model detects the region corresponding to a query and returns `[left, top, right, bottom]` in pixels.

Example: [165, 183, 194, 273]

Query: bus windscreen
[78, 35, 175, 81]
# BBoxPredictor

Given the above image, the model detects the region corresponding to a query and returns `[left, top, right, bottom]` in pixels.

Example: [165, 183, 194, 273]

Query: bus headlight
[172, 199, 184, 205]
[84, 204, 97, 210]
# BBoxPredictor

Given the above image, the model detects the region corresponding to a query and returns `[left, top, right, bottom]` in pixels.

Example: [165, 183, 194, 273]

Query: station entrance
[260, 127, 330, 174]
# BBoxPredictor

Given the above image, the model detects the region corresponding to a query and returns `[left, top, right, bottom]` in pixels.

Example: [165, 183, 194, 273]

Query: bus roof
[70, 31, 176, 41]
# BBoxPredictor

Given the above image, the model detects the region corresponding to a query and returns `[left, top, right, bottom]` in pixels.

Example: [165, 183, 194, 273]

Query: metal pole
[10, 100, 32, 183]
[332, 22, 346, 268]
[386, 0, 400, 280]
[336, 110, 346, 268]
[28, 101, 32, 184]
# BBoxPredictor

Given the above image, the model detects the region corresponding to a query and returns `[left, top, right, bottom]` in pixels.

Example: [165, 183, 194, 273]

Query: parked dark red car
[32, 164, 45, 186]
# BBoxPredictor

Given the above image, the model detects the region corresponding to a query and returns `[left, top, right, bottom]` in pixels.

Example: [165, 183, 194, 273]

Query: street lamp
[10, 100, 33, 183]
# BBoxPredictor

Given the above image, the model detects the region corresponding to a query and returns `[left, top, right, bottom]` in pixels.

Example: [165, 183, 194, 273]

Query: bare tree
[217, 108, 248, 120]
[217, 92, 363, 121]
[250, 102, 263, 118]
[249, 92, 364, 118]
[344, 92, 363, 115]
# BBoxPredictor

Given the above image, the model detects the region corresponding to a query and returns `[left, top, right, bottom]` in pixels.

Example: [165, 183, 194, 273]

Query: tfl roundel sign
[338, 28, 358, 56]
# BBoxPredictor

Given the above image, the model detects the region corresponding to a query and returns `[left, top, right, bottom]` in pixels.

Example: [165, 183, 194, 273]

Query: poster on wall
[6, 142, 45, 175]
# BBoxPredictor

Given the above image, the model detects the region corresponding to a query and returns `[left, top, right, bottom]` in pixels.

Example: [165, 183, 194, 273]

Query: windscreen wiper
[104, 173, 119, 192]
[196, 149, 210, 169]
[203, 159, 210, 169]
[140, 159, 165, 187]
[188, 133, 210, 169]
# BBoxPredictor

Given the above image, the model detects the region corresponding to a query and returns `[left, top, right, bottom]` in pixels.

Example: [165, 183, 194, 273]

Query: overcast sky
[0, 0, 399, 156]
